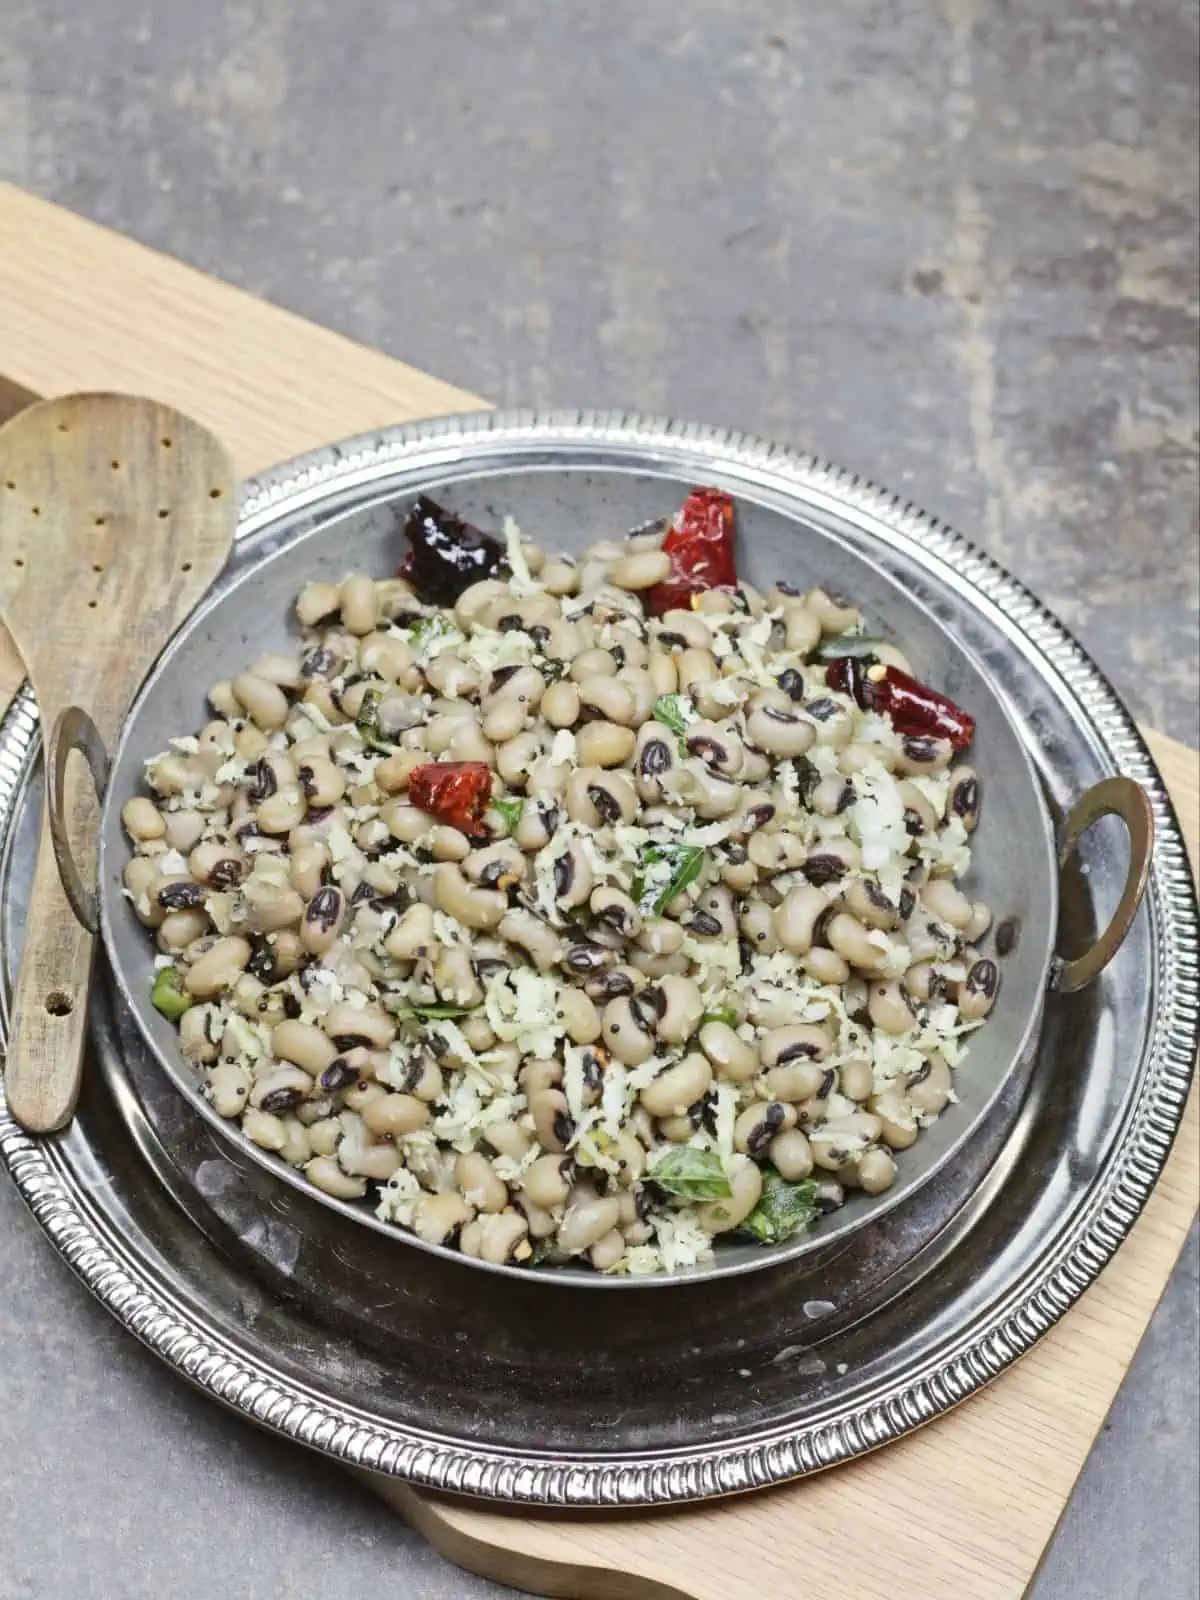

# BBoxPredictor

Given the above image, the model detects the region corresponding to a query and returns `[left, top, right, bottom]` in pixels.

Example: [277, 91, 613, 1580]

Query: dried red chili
[407, 761, 494, 835]
[825, 658, 974, 750]
[645, 487, 738, 616]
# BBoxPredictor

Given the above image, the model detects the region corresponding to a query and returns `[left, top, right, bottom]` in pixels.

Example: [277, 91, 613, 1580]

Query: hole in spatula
[45, 990, 73, 1017]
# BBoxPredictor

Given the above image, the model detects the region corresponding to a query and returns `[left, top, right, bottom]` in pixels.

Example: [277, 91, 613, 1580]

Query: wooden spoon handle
[7, 798, 94, 1131]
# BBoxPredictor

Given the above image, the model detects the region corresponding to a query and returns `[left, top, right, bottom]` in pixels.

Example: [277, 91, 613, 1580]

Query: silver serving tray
[0, 413, 1196, 1507]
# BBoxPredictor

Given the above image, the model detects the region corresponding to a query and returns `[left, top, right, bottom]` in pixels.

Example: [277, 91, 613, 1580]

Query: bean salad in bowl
[121, 488, 999, 1275]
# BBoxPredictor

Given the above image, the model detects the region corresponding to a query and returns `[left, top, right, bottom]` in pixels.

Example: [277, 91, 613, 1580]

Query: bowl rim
[96, 408, 1059, 1287]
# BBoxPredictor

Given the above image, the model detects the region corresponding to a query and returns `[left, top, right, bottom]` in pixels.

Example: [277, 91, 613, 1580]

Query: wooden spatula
[0, 393, 236, 1132]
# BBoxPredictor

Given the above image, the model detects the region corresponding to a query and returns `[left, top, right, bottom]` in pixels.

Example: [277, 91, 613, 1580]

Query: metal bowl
[48, 413, 1153, 1286]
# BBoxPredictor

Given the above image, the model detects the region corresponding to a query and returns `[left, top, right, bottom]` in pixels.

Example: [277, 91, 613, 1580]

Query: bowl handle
[46, 704, 110, 935]
[1052, 776, 1155, 994]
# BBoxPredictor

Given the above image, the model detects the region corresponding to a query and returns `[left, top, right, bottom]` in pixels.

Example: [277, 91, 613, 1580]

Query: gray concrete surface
[1, 2, 1197, 1597]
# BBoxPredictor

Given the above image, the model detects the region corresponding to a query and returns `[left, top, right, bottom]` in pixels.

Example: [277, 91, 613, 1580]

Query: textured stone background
[0, 2, 1196, 1597]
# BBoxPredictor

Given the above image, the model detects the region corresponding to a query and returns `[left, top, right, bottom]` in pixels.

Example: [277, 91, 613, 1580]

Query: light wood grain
[0, 181, 485, 707]
[0, 394, 236, 1129]
[0, 184, 1195, 1600]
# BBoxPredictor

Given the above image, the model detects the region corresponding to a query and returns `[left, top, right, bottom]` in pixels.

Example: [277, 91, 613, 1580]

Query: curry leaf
[740, 1170, 820, 1245]
[648, 1146, 732, 1201]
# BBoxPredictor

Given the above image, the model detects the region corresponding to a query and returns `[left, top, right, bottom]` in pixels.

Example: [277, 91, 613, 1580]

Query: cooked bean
[653, 974, 703, 1044]
[412, 1191, 473, 1243]
[810, 1112, 883, 1170]
[462, 1210, 531, 1264]
[868, 980, 915, 1035]
[639, 1053, 712, 1118]
[959, 957, 999, 1019]
[697, 1160, 762, 1233]
[964, 900, 993, 943]
[948, 765, 980, 830]
[300, 885, 346, 953]
[244, 1109, 288, 1152]
[698, 1020, 759, 1083]
[611, 550, 671, 590]
[558, 1194, 621, 1255]
[869, 1088, 919, 1149]
[839, 1059, 874, 1102]
[530, 1088, 574, 1152]
[857, 1147, 896, 1194]
[844, 879, 902, 932]
[541, 679, 581, 728]
[233, 671, 290, 731]
[454, 1151, 508, 1214]
[158, 909, 210, 953]
[801, 947, 851, 985]
[522, 1154, 572, 1209]
[434, 862, 506, 931]
[322, 1001, 395, 1049]
[184, 936, 252, 997]
[603, 994, 658, 1067]
[770, 1128, 813, 1181]
[207, 1061, 251, 1118]
[498, 908, 562, 972]
[122, 797, 166, 842]
[589, 1228, 626, 1271]
[921, 878, 973, 930]
[746, 704, 815, 758]
[257, 787, 307, 834]
[577, 721, 636, 767]
[735, 1100, 796, 1157]
[560, 986, 602, 1044]
[759, 1023, 834, 1068]
[566, 767, 637, 827]
[772, 885, 833, 955]
[496, 731, 544, 788]
[272, 1020, 338, 1074]
[825, 912, 890, 974]
[762, 1060, 826, 1102]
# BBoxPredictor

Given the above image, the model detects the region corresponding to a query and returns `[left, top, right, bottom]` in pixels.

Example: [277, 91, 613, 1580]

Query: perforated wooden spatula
[0, 393, 236, 1132]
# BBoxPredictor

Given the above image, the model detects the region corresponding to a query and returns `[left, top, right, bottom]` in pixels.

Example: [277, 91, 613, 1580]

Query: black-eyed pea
[906, 1055, 953, 1117]
[145, 752, 199, 796]
[637, 918, 684, 958]
[272, 1019, 338, 1074]
[572, 768, 638, 827]
[770, 1127, 813, 1181]
[806, 588, 861, 634]
[498, 908, 562, 972]
[647, 652, 678, 697]
[433, 861, 506, 931]
[959, 956, 999, 1019]
[517, 1194, 558, 1239]
[335, 573, 376, 636]
[208, 679, 241, 717]
[124, 855, 160, 911]
[608, 1129, 647, 1186]
[122, 797, 166, 843]
[839, 1058, 875, 1103]
[384, 902, 436, 961]
[481, 695, 529, 744]
[604, 993, 659, 1068]
[296, 755, 345, 807]
[541, 679, 581, 728]
[869, 1088, 920, 1149]
[244, 1108, 288, 1152]
[206, 1061, 251, 1118]
[610, 549, 671, 590]
[745, 704, 815, 758]
[163, 809, 207, 853]
[739, 898, 780, 958]
[826, 911, 889, 974]
[784, 605, 822, 653]
[362, 1090, 430, 1138]
[801, 947, 851, 985]
[278, 1117, 313, 1168]
[322, 1001, 395, 1050]
[633, 725, 677, 803]
[530, 1088, 574, 1153]
[250, 1063, 314, 1115]
[300, 885, 345, 954]
[180, 1004, 219, 1064]
[653, 973, 704, 1044]
[560, 986, 601, 1044]
[762, 1060, 826, 1102]
[948, 765, 980, 831]
[675, 647, 718, 693]
[589, 1228, 626, 1271]
[895, 780, 938, 840]
[557, 1193, 621, 1255]
[519, 1057, 563, 1095]
[892, 733, 954, 776]
[735, 1099, 796, 1158]
[838, 741, 898, 777]
[469, 1210, 532, 1264]
[374, 750, 422, 794]
[657, 1112, 697, 1143]
[433, 946, 483, 1008]
[810, 1111, 883, 1171]
[295, 580, 341, 627]
[184, 936, 252, 997]
[857, 1147, 896, 1194]
[576, 720, 637, 768]
[539, 556, 579, 596]
[522, 1153, 572, 1209]
[579, 674, 639, 726]
[413, 1189, 477, 1245]
[242, 880, 305, 933]
[868, 980, 915, 1035]
[232, 671, 289, 731]
[759, 1023, 834, 1070]
[188, 839, 247, 889]
[771, 884, 832, 954]
[256, 787, 307, 835]
[698, 1020, 759, 1083]
[289, 839, 329, 899]
[639, 1052, 712, 1118]
[453, 1152, 508, 1213]
[157, 908, 210, 954]
[964, 901, 993, 943]
[698, 1159, 763, 1234]
[342, 1079, 388, 1113]
[495, 731, 544, 789]
[307, 1117, 341, 1157]
[844, 879, 903, 931]
[921, 878, 973, 930]
[301, 1155, 366, 1200]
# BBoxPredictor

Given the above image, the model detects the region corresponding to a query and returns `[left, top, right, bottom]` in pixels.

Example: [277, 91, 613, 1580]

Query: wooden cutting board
[0, 181, 1196, 1600]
